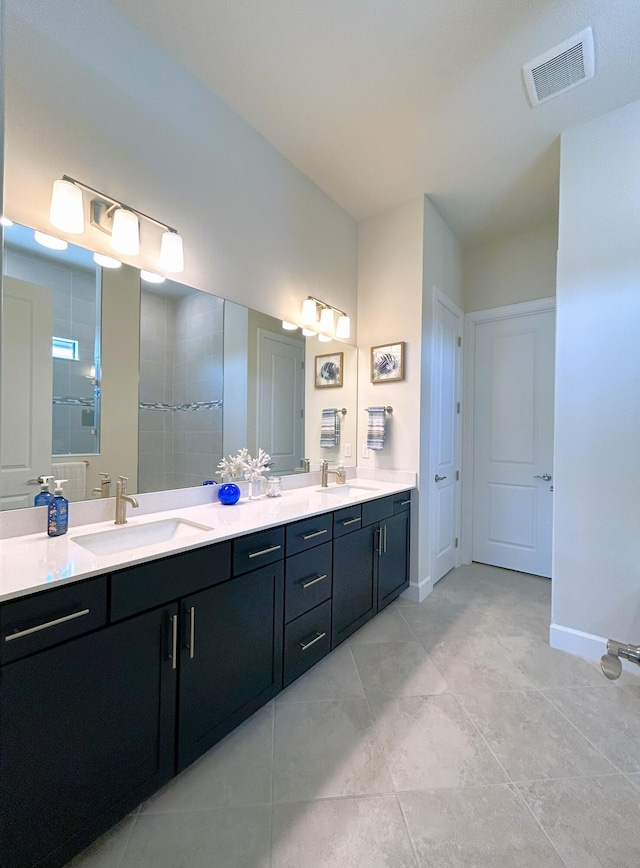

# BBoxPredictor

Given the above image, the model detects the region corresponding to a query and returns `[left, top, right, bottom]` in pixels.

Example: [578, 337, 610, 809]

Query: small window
[52, 337, 79, 360]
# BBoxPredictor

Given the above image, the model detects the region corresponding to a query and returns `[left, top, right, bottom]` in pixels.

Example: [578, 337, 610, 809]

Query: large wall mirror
[0, 223, 358, 509]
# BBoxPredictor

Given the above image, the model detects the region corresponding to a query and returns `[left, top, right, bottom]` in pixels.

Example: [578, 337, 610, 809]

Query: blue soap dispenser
[34, 475, 55, 507]
[47, 479, 69, 537]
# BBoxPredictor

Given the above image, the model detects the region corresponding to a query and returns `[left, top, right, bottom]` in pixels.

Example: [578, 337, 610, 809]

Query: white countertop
[0, 479, 414, 604]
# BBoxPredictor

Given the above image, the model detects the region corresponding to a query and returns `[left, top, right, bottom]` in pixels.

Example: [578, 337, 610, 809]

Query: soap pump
[47, 479, 69, 537]
[34, 475, 55, 507]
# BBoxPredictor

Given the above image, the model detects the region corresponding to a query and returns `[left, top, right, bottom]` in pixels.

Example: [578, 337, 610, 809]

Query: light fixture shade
[319, 307, 334, 334]
[34, 231, 68, 251]
[0, 216, 14, 227]
[318, 333, 332, 342]
[301, 298, 317, 326]
[301, 328, 316, 337]
[335, 314, 351, 339]
[141, 269, 166, 284]
[111, 208, 139, 255]
[160, 231, 184, 273]
[282, 321, 298, 330]
[50, 179, 84, 234]
[93, 252, 121, 269]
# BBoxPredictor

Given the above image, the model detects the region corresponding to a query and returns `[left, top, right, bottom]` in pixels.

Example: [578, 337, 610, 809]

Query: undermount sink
[316, 484, 381, 496]
[72, 518, 214, 556]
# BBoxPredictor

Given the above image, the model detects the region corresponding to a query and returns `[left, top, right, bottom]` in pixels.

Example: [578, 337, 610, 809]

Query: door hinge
[457, 336, 462, 347]
[455, 537, 459, 548]
[456, 402, 460, 414]
[455, 470, 459, 481]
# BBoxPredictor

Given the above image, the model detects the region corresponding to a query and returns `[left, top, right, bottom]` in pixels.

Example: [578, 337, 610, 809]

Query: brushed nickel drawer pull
[300, 574, 327, 589]
[301, 529, 328, 540]
[377, 528, 383, 556]
[300, 631, 327, 651]
[5, 608, 90, 642]
[400, 499, 411, 505]
[341, 517, 361, 526]
[171, 614, 178, 670]
[189, 606, 195, 659]
[248, 544, 282, 559]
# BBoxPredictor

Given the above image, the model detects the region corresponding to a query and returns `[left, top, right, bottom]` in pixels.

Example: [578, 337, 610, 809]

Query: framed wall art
[371, 342, 404, 383]
[315, 351, 343, 388]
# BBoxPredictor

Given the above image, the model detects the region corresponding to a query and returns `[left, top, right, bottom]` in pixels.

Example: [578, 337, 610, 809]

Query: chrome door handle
[435, 474, 447, 482]
[300, 631, 326, 651]
[248, 544, 282, 559]
[170, 614, 178, 670]
[188, 606, 195, 659]
[533, 473, 552, 481]
[300, 574, 327, 589]
[4, 608, 90, 641]
[301, 529, 328, 540]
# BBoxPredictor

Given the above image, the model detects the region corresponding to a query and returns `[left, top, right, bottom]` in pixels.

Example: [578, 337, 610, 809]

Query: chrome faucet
[92, 472, 111, 498]
[320, 460, 346, 487]
[114, 476, 139, 525]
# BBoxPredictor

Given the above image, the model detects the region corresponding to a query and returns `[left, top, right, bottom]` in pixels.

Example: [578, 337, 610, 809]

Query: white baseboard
[549, 623, 606, 661]
[401, 574, 432, 603]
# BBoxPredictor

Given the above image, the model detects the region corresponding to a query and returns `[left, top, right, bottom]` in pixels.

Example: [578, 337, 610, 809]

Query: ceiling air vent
[523, 27, 594, 106]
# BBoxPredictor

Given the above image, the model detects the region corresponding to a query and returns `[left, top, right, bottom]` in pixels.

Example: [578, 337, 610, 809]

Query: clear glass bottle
[265, 476, 282, 497]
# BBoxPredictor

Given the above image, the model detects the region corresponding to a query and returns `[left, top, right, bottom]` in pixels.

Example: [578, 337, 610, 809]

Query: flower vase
[248, 477, 264, 500]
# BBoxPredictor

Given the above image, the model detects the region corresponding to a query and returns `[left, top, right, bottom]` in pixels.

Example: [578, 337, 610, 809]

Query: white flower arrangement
[217, 447, 271, 481]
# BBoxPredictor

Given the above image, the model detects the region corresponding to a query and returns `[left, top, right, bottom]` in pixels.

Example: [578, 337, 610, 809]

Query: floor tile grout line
[510, 781, 571, 868]
[269, 699, 276, 867]
[394, 793, 423, 868]
[450, 691, 515, 787]
[113, 810, 139, 868]
[534, 688, 624, 774]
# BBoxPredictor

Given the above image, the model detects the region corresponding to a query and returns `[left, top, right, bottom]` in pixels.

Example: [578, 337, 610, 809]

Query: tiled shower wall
[3, 246, 98, 456]
[138, 289, 224, 493]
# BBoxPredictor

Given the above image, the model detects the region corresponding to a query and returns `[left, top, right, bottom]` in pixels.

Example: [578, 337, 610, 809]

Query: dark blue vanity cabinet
[0, 490, 411, 868]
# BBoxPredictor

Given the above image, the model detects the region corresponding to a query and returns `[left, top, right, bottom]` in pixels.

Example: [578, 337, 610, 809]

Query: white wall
[305, 339, 358, 469]
[4, 0, 358, 329]
[552, 99, 640, 652]
[464, 223, 557, 313]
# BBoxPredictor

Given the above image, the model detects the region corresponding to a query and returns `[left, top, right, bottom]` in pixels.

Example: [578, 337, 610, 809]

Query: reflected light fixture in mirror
[34, 230, 68, 251]
[48, 175, 185, 272]
[141, 269, 166, 284]
[93, 252, 121, 269]
[0, 216, 13, 227]
[282, 320, 298, 330]
[318, 334, 332, 342]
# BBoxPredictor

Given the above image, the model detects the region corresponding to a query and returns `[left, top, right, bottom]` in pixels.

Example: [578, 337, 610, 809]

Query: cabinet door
[0, 605, 177, 868]
[332, 524, 377, 646]
[177, 562, 284, 770]
[377, 512, 410, 609]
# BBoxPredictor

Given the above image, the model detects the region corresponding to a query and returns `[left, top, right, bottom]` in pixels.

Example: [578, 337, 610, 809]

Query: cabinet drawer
[362, 495, 394, 526]
[233, 527, 284, 575]
[286, 512, 333, 556]
[393, 490, 413, 513]
[285, 542, 332, 623]
[333, 504, 363, 538]
[283, 600, 331, 687]
[0, 577, 107, 664]
[111, 541, 231, 621]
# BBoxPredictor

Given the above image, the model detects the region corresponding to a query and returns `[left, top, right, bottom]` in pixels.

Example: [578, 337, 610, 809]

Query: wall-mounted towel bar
[365, 406, 393, 414]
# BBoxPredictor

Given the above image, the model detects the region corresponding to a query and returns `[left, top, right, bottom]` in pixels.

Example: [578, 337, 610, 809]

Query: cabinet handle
[400, 499, 411, 506]
[248, 544, 282, 559]
[302, 529, 328, 540]
[377, 528, 383, 556]
[300, 573, 327, 589]
[300, 631, 327, 651]
[188, 606, 195, 659]
[171, 614, 178, 670]
[4, 608, 90, 642]
[383, 525, 388, 554]
[341, 516, 361, 526]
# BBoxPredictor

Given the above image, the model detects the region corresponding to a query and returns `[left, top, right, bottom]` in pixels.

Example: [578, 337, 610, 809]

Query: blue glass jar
[217, 483, 241, 505]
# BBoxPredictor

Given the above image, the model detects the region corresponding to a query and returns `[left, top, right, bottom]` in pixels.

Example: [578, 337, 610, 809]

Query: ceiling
[108, 1, 640, 244]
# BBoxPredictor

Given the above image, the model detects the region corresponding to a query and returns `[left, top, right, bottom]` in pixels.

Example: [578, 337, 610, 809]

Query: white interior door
[1, 276, 53, 509]
[431, 289, 463, 584]
[472, 307, 555, 577]
[257, 330, 304, 474]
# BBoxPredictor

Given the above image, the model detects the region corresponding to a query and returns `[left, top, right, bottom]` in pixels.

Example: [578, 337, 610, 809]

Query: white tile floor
[67, 563, 640, 868]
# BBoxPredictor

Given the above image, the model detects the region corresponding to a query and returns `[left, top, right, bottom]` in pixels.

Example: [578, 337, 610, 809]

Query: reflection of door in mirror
[1, 225, 102, 508]
[138, 281, 224, 493]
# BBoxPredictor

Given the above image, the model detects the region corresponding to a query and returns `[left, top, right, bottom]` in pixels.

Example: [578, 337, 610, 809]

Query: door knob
[533, 473, 552, 481]
[434, 474, 447, 482]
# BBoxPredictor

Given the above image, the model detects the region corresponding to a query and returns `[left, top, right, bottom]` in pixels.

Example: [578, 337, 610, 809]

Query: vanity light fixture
[141, 270, 166, 284]
[299, 296, 351, 340]
[318, 334, 332, 342]
[48, 175, 185, 272]
[282, 321, 298, 330]
[0, 216, 14, 227]
[93, 252, 122, 269]
[34, 230, 68, 251]
[301, 328, 316, 337]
